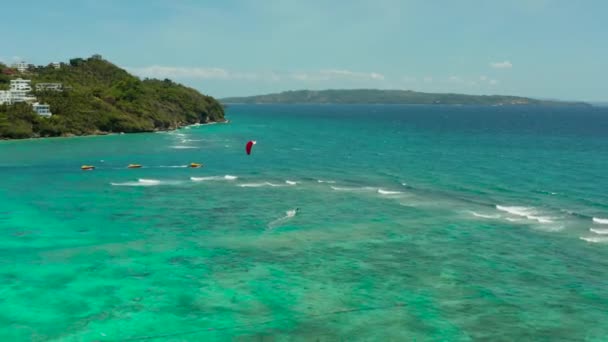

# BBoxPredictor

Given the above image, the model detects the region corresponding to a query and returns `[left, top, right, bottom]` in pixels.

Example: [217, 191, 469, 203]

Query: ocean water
[1, 104, 608, 341]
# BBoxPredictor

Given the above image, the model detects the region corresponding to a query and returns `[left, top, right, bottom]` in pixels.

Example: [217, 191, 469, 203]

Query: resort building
[50, 62, 60, 69]
[10, 79, 32, 92]
[0, 79, 36, 104]
[32, 102, 52, 117]
[0, 90, 35, 104]
[0, 90, 10, 105]
[8, 90, 35, 103]
[36, 83, 63, 91]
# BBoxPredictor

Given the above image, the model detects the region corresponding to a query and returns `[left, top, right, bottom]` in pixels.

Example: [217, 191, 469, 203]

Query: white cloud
[129, 66, 283, 82]
[402, 76, 417, 82]
[128, 66, 384, 83]
[129, 66, 234, 80]
[489, 79, 499, 85]
[490, 61, 513, 69]
[479, 75, 488, 81]
[291, 69, 385, 82]
[423, 76, 433, 83]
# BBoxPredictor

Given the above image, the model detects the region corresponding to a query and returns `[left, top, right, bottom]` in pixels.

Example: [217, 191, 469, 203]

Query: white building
[36, 83, 63, 91]
[8, 90, 35, 103]
[0, 90, 10, 105]
[0, 89, 35, 104]
[32, 102, 52, 117]
[50, 62, 61, 69]
[10, 78, 32, 91]
[11, 61, 28, 72]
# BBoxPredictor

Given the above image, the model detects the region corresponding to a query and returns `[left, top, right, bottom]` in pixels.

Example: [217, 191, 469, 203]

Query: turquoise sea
[1, 104, 608, 341]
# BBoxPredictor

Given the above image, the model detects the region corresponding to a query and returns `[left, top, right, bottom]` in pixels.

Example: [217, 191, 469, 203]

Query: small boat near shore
[189, 163, 203, 168]
[81, 165, 95, 171]
[127, 164, 142, 169]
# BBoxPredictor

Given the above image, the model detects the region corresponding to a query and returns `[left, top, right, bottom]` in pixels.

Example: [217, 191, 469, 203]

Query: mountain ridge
[222, 89, 590, 106]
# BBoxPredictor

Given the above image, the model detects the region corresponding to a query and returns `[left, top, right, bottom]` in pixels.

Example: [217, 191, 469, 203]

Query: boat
[81, 165, 95, 171]
[127, 164, 142, 169]
[189, 163, 203, 168]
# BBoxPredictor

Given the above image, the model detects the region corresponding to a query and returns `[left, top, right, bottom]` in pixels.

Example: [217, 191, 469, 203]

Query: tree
[69, 58, 85, 67]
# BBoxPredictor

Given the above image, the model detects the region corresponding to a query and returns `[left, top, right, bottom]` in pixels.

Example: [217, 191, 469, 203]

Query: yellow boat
[81, 165, 95, 171]
[127, 164, 142, 169]
[189, 163, 203, 168]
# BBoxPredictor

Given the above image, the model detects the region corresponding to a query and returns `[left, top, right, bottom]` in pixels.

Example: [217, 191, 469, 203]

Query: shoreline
[0, 119, 230, 142]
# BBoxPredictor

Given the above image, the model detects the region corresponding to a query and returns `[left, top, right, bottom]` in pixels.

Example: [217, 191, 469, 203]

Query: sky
[1, 0, 606, 101]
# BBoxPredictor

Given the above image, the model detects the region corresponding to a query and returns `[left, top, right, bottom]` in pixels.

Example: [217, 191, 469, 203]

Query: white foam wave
[378, 189, 403, 195]
[496, 205, 554, 224]
[317, 180, 336, 184]
[239, 182, 284, 188]
[191, 175, 238, 182]
[330, 186, 377, 192]
[580, 236, 608, 244]
[470, 211, 501, 219]
[590, 228, 608, 235]
[593, 217, 608, 224]
[285, 180, 297, 185]
[111, 179, 162, 187]
[138, 178, 160, 184]
[268, 208, 298, 229]
[496, 205, 531, 216]
[170, 145, 198, 149]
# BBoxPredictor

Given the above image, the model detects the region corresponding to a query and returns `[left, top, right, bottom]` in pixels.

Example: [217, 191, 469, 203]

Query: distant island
[222, 89, 590, 106]
[0, 55, 224, 139]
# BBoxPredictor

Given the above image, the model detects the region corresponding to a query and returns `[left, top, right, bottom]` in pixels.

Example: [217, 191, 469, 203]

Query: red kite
[246, 140, 257, 155]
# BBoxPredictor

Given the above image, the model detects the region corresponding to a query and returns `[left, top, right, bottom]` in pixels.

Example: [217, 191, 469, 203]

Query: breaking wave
[377, 189, 403, 195]
[330, 186, 377, 192]
[590, 228, 608, 235]
[190, 175, 238, 182]
[593, 217, 608, 224]
[239, 182, 284, 188]
[111, 179, 161, 187]
[170, 145, 199, 149]
[470, 211, 501, 219]
[580, 236, 608, 244]
[496, 205, 554, 224]
[285, 180, 297, 185]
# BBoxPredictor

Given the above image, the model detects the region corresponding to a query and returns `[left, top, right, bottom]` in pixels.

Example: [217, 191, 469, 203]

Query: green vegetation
[222, 89, 590, 106]
[0, 57, 224, 139]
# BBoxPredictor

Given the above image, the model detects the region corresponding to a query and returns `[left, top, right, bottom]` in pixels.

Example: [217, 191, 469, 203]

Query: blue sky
[1, 0, 606, 101]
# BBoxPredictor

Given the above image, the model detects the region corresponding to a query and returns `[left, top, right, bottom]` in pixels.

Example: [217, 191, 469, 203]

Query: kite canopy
[246, 140, 257, 155]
